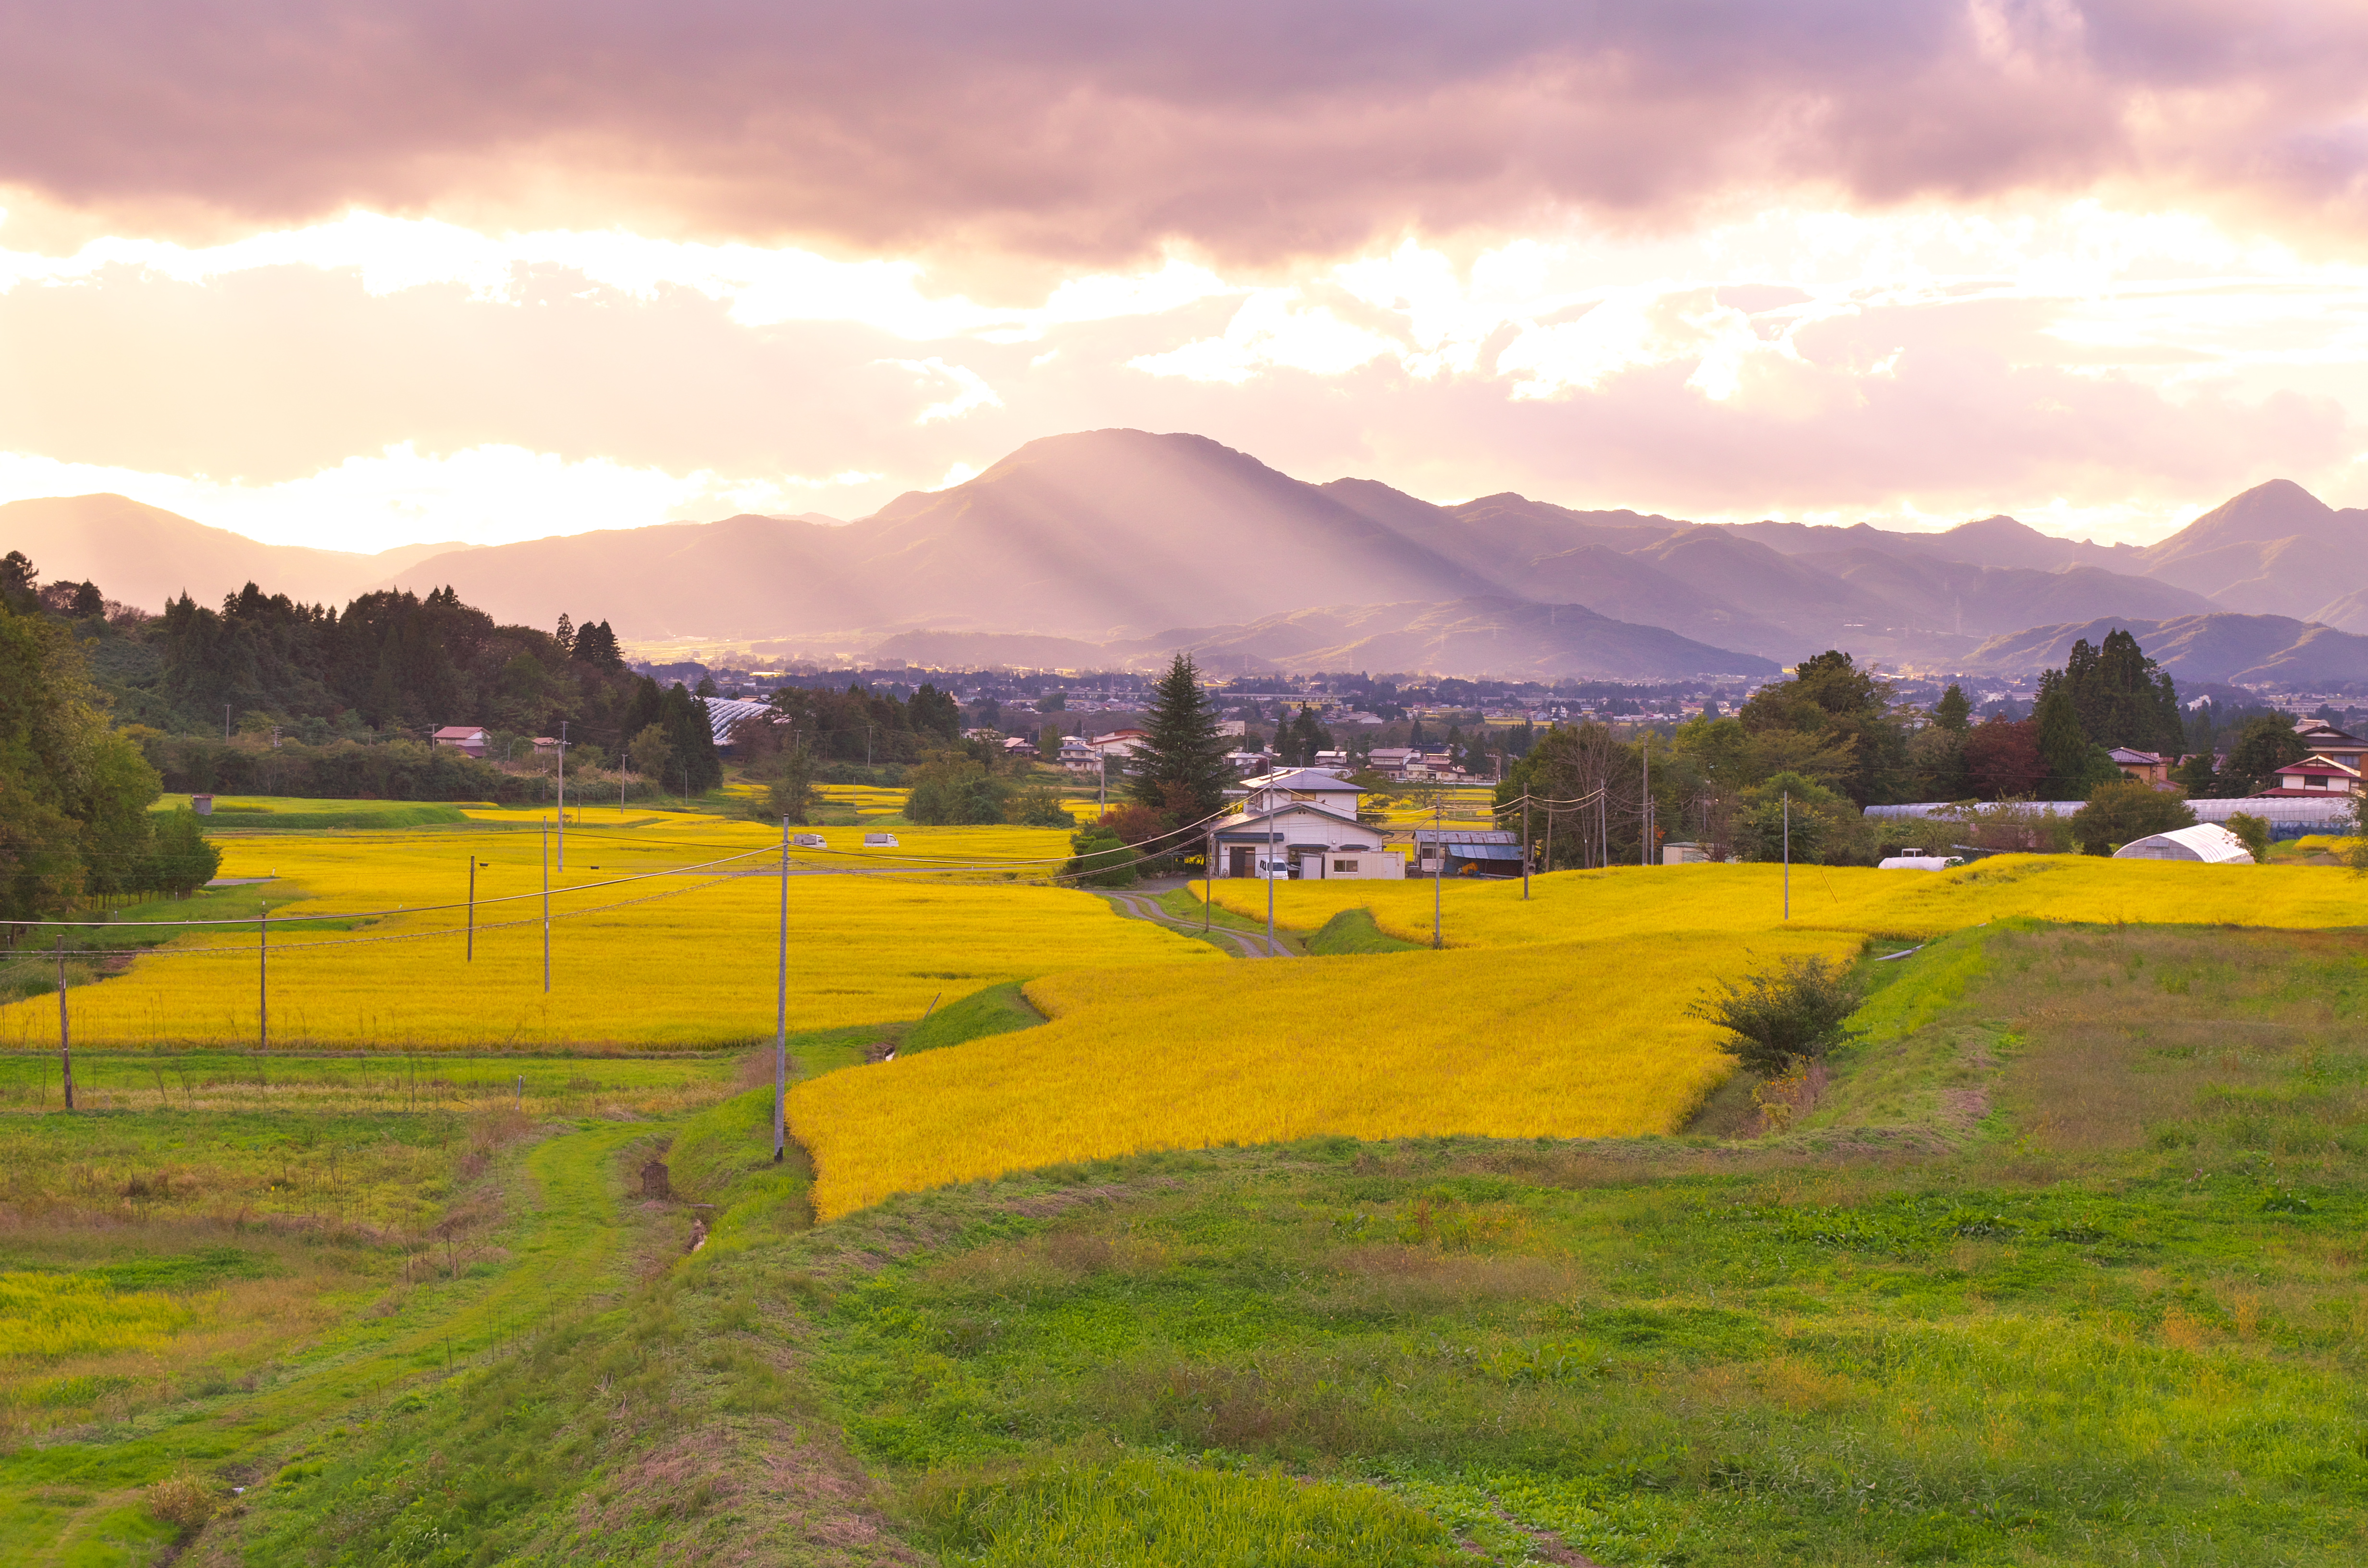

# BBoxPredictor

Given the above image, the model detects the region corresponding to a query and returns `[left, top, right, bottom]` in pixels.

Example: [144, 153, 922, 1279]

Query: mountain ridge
[7, 432, 2365, 682]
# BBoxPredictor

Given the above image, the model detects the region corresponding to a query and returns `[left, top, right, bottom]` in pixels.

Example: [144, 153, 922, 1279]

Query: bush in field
[905, 751, 1012, 825]
[1685, 955, 1866, 1076]
[2226, 812, 2272, 864]
[1009, 785, 1072, 828]
[148, 1470, 219, 1535]
[2072, 780, 2196, 855]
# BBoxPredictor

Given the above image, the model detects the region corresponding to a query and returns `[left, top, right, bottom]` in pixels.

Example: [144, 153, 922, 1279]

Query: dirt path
[1096, 889, 1296, 958]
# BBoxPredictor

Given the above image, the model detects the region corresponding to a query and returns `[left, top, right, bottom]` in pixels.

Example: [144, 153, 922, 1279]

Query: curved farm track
[1095, 889, 1296, 959]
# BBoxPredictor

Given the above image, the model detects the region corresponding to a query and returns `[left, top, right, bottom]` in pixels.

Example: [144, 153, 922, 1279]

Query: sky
[1, 0, 2365, 554]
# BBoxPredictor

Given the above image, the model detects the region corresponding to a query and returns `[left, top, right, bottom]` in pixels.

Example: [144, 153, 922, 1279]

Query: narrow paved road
[1097, 887, 1297, 958]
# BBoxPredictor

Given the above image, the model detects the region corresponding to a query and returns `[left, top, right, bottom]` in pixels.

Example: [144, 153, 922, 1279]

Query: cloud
[2, 3, 2365, 264]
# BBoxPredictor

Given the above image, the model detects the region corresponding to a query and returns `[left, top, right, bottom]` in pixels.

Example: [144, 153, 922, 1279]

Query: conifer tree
[1933, 684, 1971, 731]
[1125, 653, 1233, 824]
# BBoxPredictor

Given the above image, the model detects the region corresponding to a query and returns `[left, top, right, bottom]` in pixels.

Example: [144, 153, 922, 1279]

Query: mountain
[1963, 613, 2368, 685]
[1128, 597, 1779, 680]
[2136, 479, 2368, 617]
[0, 493, 468, 609]
[386, 431, 1506, 640]
[21, 433, 2368, 685]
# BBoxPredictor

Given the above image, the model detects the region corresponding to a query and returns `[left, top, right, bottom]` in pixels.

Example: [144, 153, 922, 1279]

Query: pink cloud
[4, 3, 2365, 263]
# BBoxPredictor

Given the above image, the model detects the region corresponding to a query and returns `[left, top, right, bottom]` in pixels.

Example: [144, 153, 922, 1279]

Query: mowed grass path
[0, 1115, 664, 1566]
[0, 817, 1214, 1050]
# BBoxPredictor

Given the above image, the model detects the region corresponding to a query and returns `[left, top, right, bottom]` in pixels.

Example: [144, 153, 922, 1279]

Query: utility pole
[1266, 784, 1278, 956]
[1432, 795, 1444, 950]
[1521, 792, 1532, 899]
[1782, 791, 1791, 922]
[1204, 829, 1213, 931]
[466, 856, 476, 962]
[774, 816, 789, 1163]
[556, 720, 569, 870]
[541, 819, 552, 992]
[56, 934, 74, 1111]
[258, 904, 268, 1051]
[1641, 733, 1651, 868]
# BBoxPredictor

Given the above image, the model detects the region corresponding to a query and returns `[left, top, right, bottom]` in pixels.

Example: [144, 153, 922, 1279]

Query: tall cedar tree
[2032, 673, 2093, 796]
[1126, 654, 1233, 825]
[2061, 630, 2183, 753]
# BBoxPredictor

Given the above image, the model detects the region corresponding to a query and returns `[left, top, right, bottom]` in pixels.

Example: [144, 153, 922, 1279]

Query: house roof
[1412, 829, 1519, 845]
[432, 725, 485, 739]
[2275, 759, 2362, 777]
[2108, 747, 2167, 765]
[1241, 769, 1362, 793]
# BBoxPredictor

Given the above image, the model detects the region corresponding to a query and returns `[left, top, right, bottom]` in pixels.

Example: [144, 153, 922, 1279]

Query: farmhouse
[2254, 757, 2362, 796]
[2108, 747, 2172, 788]
[1211, 768, 1402, 879]
[2292, 719, 2368, 773]
[431, 725, 487, 757]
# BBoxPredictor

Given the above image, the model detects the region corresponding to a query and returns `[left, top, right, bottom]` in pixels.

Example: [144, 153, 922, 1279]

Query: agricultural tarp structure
[2113, 823, 2255, 864]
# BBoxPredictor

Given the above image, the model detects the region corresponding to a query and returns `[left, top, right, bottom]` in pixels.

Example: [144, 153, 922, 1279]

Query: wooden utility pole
[258, 904, 269, 1051]
[1431, 796, 1444, 950]
[56, 934, 74, 1111]
[1521, 793, 1532, 900]
[466, 856, 476, 962]
[774, 816, 789, 1163]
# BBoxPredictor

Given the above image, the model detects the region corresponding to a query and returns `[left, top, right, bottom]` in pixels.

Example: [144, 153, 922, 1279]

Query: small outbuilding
[2112, 823, 2254, 864]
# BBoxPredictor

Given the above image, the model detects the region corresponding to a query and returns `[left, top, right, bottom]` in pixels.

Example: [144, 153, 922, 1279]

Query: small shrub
[1686, 955, 1866, 1075]
[2225, 812, 2271, 864]
[148, 1470, 218, 1535]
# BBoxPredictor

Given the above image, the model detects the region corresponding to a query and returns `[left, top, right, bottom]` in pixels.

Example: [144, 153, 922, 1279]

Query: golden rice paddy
[789, 927, 1863, 1219]
[0, 816, 1212, 1050]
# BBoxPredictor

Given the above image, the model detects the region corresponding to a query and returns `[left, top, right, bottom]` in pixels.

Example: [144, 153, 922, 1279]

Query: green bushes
[2071, 779, 2195, 855]
[1686, 954, 1867, 1075]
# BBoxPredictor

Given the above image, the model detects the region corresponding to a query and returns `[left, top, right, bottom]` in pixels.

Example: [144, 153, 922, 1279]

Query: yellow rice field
[789, 927, 1862, 1218]
[0, 818, 1213, 1050]
[1204, 857, 2368, 949]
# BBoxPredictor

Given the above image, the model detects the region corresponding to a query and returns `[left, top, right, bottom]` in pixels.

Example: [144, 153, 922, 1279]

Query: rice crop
[0, 818, 1213, 1050]
[1203, 856, 2368, 950]
[789, 928, 1862, 1219]
[0, 1273, 194, 1365]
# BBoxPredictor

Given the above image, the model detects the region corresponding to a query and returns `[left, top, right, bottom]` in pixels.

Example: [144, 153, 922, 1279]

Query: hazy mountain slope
[1962, 612, 2368, 683]
[2306, 587, 2368, 635]
[385, 514, 871, 637]
[1437, 493, 1689, 558]
[0, 493, 468, 610]
[851, 430, 1498, 636]
[1153, 597, 1777, 680]
[1629, 530, 1897, 637]
[1508, 542, 1796, 658]
[2137, 479, 2368, 614]
[1792, 549, 2213, 633]
[866, 630, 1115, 670]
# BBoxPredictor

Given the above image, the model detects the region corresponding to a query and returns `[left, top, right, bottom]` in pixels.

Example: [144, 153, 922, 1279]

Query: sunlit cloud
[884, 358, 1003, 424]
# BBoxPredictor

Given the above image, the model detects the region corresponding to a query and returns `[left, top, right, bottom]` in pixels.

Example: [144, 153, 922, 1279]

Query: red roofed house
[432, 725, 488, 758]
[2255, 757, 2362, 796]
